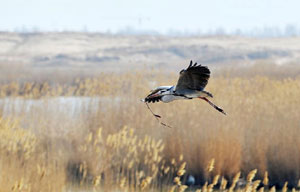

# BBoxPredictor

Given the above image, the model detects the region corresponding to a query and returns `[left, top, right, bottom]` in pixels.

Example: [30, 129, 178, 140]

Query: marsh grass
[0, 68, 300, 191]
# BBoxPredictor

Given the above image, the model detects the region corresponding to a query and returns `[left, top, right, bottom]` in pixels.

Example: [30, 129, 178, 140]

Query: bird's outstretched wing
[175, 60, 210, 92]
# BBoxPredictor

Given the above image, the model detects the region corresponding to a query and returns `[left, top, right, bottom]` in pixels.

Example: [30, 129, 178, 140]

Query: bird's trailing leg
[199, 97, 226, 115]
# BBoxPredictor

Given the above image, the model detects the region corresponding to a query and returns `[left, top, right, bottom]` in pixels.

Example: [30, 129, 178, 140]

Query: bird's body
[143, 60, 226, 115]
[147, 85, 212, 103]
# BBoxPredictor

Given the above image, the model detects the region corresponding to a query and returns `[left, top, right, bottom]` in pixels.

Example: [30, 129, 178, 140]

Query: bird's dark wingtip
[188, 60, 193, 68]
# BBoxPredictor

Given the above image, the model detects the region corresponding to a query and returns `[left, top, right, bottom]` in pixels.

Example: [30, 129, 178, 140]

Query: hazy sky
[1, 0, 300, 33]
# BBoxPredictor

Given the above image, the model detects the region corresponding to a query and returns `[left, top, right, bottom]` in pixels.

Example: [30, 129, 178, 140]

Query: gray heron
[143, 60, 226, 115]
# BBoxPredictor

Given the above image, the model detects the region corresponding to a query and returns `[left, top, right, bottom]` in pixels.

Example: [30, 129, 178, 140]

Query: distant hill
[0, 32, 300, 81]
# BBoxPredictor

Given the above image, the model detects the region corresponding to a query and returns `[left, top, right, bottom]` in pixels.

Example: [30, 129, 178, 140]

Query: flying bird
[143, 60, 226, 115]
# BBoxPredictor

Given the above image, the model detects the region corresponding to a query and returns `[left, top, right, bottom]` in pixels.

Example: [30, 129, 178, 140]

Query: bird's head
[148, 86, 172, 98]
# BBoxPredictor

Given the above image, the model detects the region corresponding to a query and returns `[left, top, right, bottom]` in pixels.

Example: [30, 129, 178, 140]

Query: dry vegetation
[0, 65, 300, 192]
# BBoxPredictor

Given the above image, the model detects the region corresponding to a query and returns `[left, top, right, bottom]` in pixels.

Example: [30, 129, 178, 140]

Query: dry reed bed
[0, 71, 300, 191]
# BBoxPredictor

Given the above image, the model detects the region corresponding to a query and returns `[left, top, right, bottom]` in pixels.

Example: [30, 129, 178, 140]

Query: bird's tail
[201, 91, 213, 98]
[199, 97, 226, 115]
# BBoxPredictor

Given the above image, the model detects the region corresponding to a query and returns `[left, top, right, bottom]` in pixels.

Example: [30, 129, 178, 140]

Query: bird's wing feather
[175, 60, 210, 92]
